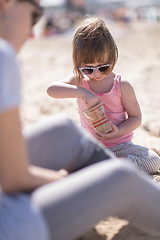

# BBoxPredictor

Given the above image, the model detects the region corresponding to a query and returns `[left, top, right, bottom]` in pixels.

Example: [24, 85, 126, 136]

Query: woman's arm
[47, 75, 99, 108]
[0, 107, 67, 194]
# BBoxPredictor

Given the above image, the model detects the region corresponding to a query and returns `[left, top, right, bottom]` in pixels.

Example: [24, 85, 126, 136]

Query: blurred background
[34, 0, 160, 37]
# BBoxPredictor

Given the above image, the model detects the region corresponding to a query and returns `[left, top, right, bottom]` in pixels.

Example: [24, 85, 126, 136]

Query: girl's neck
[87, 72, 115, 93]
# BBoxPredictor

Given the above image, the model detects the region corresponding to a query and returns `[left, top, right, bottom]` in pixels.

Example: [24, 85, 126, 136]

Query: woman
[1, 1, 160, 240]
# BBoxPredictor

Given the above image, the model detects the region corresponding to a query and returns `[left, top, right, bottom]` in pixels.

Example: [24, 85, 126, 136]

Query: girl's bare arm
[47, 75, 99, 108]
[119, 81, 142, 135]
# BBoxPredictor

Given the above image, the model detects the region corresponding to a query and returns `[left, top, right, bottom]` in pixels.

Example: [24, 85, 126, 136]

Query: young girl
[47, 16, 160, 175]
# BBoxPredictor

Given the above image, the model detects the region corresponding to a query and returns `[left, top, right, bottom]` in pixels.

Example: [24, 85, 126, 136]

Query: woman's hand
[58, 169, 69, 177]
[96, 121, 118, 140]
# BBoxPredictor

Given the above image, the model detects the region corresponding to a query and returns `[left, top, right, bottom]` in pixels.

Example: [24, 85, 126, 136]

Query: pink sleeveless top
[77, 74, 133, 147]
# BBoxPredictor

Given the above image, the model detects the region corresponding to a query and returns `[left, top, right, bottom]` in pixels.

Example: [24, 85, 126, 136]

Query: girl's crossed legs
[109, 142, 160, 174]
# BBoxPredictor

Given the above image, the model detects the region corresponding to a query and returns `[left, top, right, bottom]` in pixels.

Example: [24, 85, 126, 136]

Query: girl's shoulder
[115, 73, 132, 87]
[114, 73, 135, 96]
[119, 78, 135, 95]
[63, 74, 81, 86]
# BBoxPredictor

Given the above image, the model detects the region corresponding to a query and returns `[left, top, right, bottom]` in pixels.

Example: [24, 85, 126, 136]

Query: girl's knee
[147, 149, 160, 173]
[129, 149, 160, 174]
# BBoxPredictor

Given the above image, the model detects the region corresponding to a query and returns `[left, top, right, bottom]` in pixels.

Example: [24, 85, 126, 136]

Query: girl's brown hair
[72, 17, 118, 82]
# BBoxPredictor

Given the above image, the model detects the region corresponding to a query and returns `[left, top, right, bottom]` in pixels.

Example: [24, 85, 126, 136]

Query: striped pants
[109, 142, 160, 174]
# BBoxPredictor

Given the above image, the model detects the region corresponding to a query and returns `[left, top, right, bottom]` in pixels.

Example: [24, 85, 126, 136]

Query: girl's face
[79, 53, 110, 81]
[1, 0, 42, 51]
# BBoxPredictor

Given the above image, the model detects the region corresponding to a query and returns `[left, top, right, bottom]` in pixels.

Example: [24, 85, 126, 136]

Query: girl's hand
[96, 121, 118, 140]
[80, 88, 99, 108]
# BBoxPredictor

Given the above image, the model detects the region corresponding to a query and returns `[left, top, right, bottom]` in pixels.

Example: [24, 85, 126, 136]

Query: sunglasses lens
[82, 68, 94, 75]
[99, 65, 110, 73]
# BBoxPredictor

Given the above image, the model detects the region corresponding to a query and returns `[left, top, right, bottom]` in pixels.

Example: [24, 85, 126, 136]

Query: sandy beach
[19, 20, 160, 240]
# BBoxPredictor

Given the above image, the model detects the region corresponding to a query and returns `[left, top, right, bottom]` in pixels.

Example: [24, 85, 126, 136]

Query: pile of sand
[19, 20, 160, 240]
